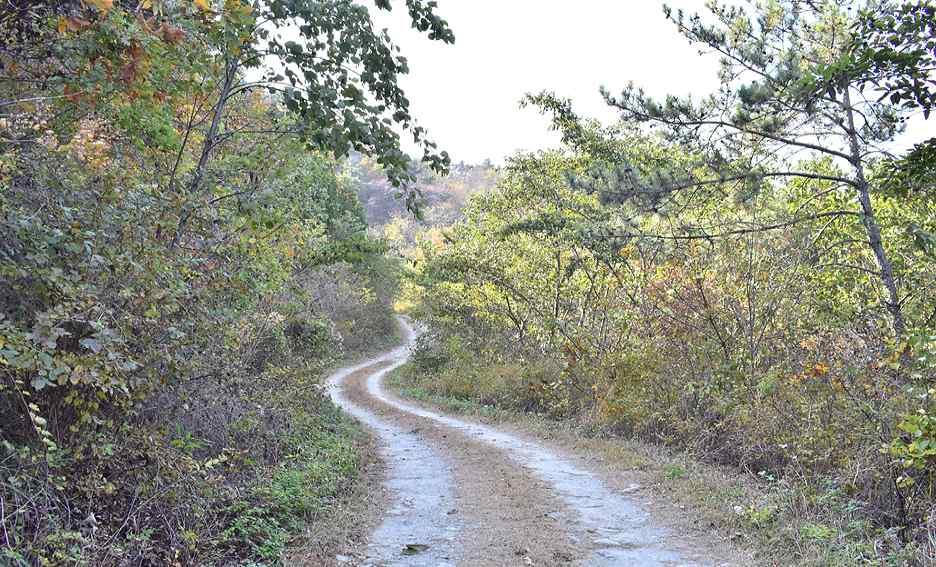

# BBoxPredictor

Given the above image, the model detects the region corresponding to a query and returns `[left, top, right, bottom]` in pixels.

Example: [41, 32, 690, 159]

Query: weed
[800, 522, 836, 542]
[663, 464, 687, 480]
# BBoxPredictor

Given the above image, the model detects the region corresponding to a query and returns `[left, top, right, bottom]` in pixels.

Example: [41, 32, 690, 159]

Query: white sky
[372, 0, 933, 165]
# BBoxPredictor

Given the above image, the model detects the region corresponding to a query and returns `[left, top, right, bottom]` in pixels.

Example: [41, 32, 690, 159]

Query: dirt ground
[307, 346, 755, 566]
[340, 362, 583, 566]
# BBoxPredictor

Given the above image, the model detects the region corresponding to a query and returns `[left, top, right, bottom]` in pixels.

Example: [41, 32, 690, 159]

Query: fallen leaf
[401, 543, 429, 556]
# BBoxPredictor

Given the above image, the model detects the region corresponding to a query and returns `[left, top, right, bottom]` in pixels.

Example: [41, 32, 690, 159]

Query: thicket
[406, 1, 936, 562]
[0, 0, 449, 564]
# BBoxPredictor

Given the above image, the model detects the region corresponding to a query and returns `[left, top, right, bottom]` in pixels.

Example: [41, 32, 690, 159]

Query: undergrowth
[1, 268, 400, 566]
[388, 362, 934, 566]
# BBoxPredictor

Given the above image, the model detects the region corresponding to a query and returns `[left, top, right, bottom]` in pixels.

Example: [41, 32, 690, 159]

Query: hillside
[346, 153, 498, 240]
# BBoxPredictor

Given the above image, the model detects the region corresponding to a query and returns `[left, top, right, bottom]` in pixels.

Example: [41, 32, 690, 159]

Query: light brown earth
[308, 321, 754, 566]
[341, 361, 582, 566]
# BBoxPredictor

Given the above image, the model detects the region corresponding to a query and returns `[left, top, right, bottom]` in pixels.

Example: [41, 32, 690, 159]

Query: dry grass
[388, 366, 932, 566]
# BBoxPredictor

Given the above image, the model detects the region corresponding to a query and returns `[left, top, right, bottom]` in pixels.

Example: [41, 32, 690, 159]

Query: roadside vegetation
[0, 0, 448, 564]
[3, 0, 935, 565]
[401, 1, 936, 564]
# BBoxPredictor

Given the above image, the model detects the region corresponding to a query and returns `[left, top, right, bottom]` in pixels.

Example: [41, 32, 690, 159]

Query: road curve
[327, 344, 461, 566]
[328, 318, 715, 566]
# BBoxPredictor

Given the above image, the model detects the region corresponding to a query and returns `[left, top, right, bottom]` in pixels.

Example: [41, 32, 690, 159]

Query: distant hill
[345, 153, 498, 241]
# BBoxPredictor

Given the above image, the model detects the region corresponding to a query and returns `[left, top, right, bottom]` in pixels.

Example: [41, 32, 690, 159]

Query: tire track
[330, 319, 717, 566]
[327, 352, 460, 566]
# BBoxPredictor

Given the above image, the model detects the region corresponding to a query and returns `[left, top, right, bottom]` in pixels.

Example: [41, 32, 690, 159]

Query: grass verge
[387, 364, 923, 567]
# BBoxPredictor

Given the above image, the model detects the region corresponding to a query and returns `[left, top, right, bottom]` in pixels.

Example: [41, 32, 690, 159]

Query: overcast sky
[372, 0, 933, 165]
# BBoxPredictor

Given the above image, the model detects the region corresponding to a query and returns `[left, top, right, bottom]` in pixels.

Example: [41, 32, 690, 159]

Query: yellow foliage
[84, 0, 114, 13]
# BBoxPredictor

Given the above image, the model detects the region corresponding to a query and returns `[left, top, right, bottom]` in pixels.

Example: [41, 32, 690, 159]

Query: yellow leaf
[57, 16, 68, 34]
[193, 0, 211, 11]
[142, 0, 153, 8]
[85, 0, 114, 13]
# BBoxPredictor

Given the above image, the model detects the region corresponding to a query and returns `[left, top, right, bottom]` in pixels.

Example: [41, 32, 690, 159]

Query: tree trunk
[550, 250, 562, 347]
[170, 58, 238, 249]
[842, 89, 905, 339]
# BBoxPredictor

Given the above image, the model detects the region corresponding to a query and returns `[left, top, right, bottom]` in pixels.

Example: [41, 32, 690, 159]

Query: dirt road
[327, 320, 734, 566]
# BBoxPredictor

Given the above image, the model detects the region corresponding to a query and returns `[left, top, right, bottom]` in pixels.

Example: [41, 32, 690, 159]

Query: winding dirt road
[327, 320, 733, 566]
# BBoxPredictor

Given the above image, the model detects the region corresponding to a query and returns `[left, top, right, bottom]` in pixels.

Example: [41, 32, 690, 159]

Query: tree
[175, 0, 453, 245]
[531, 0, 928, 340]
[849, 1, 936, 197]
[849, 0, 936, 118]
[11, 1, 454, 247]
